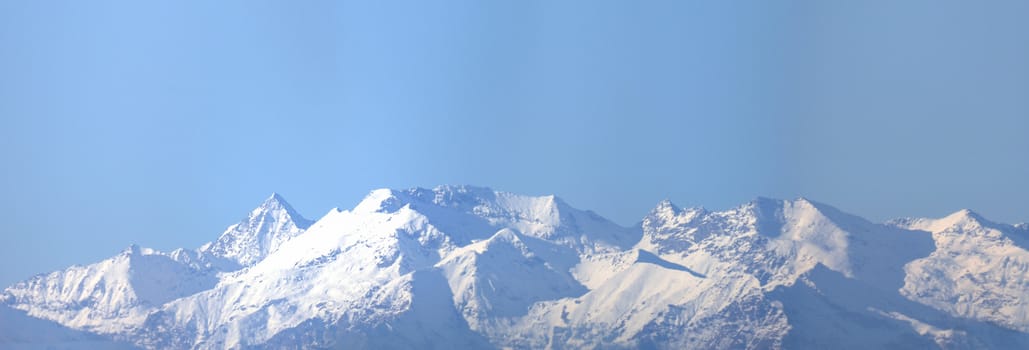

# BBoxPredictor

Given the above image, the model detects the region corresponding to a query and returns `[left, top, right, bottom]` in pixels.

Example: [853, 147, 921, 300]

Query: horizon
[3, 0, 1028, 289]
[265, 186, 1025, 227]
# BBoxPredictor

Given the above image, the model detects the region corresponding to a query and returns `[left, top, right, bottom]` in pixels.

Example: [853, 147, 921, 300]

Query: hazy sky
[1, 0, 1027, 286]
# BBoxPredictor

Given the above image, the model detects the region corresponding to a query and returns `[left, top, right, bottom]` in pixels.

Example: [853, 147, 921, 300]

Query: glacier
[2, 186, 1029, 349]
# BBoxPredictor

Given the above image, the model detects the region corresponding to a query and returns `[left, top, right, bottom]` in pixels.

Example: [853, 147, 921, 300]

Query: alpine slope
[3, 186, 1029, 349]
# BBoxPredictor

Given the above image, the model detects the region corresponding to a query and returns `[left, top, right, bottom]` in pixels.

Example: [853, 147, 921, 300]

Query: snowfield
[3, 186, 1029, 349]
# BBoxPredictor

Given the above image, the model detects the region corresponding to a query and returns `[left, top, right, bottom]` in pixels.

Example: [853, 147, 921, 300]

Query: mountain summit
[199, 193, 314, 267]
[3, 187, 1029, 349]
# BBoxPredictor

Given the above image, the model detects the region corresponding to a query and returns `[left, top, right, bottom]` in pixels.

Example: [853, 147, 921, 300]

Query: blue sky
[1, 0, 1027, 286]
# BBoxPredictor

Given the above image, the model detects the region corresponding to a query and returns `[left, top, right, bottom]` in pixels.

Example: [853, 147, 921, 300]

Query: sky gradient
[1, 0, 1027, 287]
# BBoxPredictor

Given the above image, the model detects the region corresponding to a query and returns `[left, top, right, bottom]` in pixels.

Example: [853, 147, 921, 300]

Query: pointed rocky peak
[200, 193, 314, 267]
[650, 199, 681, 216]
[430, 184, 497, 203]
[641, 200, 698, 235]
[251, 193, 310, 228]
[261, 192, 312, 224]
[639, 200, 709, 254]
[263, 192, 287, 205]
[645, 199, 706, 223]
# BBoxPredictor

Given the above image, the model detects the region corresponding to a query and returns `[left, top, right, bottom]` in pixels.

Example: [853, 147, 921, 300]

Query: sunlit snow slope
[3, 186, 1028, 349]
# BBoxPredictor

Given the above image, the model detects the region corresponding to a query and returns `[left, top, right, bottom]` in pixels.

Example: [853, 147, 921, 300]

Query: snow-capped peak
[939, 209, 990, 230]
[259, 192, 305, 217]
[353, 186, 504, 214]
[352, 188, 398, 213]
[199, 193, 314, 267]
[348, 185, 635, 252]
[885, 209, 1029, 336]
[2, 245, 219, 335]
[7, 188, 1029, 349]
[649, 199, 681, 217]
[641, 199, 704, 239]
[890, 208, 996, 234]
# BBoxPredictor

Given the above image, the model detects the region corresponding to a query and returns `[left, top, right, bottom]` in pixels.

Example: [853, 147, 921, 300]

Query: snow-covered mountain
[3, 186, 1028, 349]
[0, 304, 138, 350]
[200, 193, 314, 268]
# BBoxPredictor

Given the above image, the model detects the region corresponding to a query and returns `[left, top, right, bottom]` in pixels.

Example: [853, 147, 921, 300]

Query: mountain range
[3, 185, 1029, 349]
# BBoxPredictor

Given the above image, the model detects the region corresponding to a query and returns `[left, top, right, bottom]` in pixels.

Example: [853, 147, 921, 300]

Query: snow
[0, 305, 138, 350]
[437, 229, 586, 326]
[891, 210, 1029, 333]
[199, 193, 314, 267]
[1, 246, 219, 335]
[4, 186, 1029, 349]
